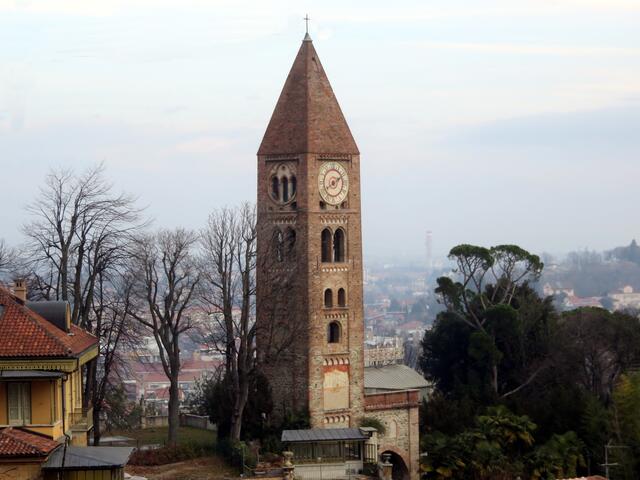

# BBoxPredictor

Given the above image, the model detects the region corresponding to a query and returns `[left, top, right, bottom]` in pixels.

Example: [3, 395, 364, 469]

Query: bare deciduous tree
[21, 164, 145, 439]
[22, 164, 144, 326]
[0, 239, 16, 279]
[91, 270, 138, 445]
[128, 228, 200, 445]
[199, 203, 305, 437]
[199, 204, 256, 441]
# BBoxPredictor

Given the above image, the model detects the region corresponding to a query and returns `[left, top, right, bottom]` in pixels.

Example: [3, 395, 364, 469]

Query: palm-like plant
[528, 431, 586, 480]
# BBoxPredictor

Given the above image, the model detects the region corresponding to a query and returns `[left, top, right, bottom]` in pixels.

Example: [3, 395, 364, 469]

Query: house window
[328, 322, 341, 343]
[8, 382, 31, 426]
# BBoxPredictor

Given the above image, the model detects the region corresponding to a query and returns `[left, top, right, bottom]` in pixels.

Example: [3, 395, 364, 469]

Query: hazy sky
[1, 0, 639, 260]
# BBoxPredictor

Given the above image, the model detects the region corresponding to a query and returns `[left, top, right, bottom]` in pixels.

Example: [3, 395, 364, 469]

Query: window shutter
[8, 383, 31, 425]
[8, 383, 20, 425]
[21, 383, 31, 425]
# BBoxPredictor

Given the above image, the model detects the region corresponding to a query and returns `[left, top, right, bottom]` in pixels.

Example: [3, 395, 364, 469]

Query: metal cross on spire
[304, 14, 310, 34]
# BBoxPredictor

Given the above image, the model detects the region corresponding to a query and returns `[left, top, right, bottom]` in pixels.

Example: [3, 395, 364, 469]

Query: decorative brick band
[320, 216, 349, 224]
[324, 312, 349, 319]
[323, 356, 350, 366]
[324, 413, 351, 425]
[317, 154, 352, 160]
[321, 266, 349, 273]
[272, 217, 297, 225]
[264, 155, 299, 162]
[364, 390, 420, 411]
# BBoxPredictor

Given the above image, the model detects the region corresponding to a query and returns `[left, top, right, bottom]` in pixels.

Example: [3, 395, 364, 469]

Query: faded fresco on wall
[323, 364, 349, 411]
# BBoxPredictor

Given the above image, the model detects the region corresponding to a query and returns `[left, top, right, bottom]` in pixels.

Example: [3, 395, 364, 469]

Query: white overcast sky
[1, 0, 639, 260]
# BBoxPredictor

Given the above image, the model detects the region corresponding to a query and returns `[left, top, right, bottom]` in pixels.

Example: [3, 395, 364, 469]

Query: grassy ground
[126, 456, 238, 480]
[110, 426, 216, 447]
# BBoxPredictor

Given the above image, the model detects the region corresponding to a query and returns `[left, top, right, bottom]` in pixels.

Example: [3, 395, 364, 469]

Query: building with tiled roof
[0, 281, 99, 479]
[0, 427, 59, 457]
[0, 289, 96, 359]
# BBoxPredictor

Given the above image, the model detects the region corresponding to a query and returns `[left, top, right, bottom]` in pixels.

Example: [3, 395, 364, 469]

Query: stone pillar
[282, 451, 295, 480]
[379, 453, 392, 480]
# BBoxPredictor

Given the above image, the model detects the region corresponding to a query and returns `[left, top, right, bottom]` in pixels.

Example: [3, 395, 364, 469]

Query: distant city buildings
[121, 338, 221, 415]
[543, 282, 640, 312]
[608, 285, 640, 311]
[365, 336, 404, 367]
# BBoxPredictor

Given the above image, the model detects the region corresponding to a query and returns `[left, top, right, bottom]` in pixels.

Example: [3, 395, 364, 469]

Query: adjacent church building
[256, 33, 420, 480]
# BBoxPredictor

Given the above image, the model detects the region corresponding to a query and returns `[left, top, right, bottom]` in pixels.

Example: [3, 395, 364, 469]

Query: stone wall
[365, 390, 420, 480]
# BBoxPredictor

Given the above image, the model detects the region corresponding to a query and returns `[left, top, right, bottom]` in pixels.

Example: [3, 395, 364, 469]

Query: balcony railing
[70, 407, 93, 431]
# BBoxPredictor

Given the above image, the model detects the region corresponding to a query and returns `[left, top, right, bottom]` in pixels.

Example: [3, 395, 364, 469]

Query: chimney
[13, 279, 27, 302]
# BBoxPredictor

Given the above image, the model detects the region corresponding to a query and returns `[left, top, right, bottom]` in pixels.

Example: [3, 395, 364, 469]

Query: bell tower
[256, 33, 365, 428]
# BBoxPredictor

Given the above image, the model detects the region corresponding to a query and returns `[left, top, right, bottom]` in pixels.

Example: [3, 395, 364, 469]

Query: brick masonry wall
[365, 391, 420, 480]
[307, 153, 364, 428]
[256, 154, 310, 416]
[256, 153, 365, 427]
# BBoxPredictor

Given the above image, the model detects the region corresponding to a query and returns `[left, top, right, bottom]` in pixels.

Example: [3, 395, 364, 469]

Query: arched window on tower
[282, 177, 289, 202]
[321, 229, 332, 263]
[333, 228, 345, 262]
[337, 288, 346, 307]
[291, 176, 297, 197]
[324, 289, 333, 308]
[271, 177, 280, 201]
[273, 229, 284, 262]
[286, 228, 296, 260]
[328, 322, 341, 343]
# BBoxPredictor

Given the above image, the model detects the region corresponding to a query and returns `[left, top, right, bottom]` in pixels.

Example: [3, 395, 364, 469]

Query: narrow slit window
[324, 289, 333, 308]
[328, 322, 341, 343]
[286, 228, 296, 259]
[338, 288, 346, 307]
[273, 229, 284, 262]
[282, 177, 289, 202]
[333, 228, 345, 262]
[321, 229, 332, 263]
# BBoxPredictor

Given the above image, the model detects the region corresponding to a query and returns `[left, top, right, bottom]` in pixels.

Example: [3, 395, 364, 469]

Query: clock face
[318, 162, 349, 206]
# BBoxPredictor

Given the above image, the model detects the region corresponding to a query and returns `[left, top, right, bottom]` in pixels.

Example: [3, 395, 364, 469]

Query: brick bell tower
[256, 33, 365, 429]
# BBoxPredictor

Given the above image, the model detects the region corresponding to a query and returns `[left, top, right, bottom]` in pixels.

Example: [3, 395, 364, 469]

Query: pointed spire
[258, 37, 359, 155]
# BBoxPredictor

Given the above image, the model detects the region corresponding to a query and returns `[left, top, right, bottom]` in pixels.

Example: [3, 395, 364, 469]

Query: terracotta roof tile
[560, 477, 607, 480]
[0, 287, 97, 358]
[258, 35, 359, 156]
[0, 428, 60, 457]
